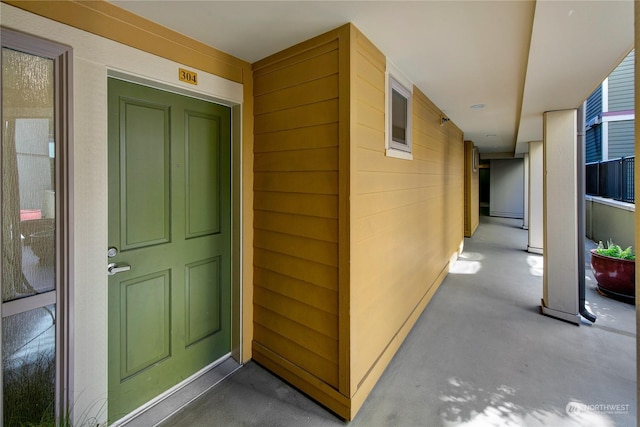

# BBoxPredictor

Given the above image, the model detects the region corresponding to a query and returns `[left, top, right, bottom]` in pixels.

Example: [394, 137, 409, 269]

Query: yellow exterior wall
[585, 197, 635, 250]
[349, 26, 465, 414]
[464, 141, 480, 237]
[252, 33, 341, 388]
[251, 23, 464, 420]
[250, 26, 352, 418]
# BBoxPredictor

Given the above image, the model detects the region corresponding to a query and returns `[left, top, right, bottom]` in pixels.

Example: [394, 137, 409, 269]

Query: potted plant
[590, 239, 635, 303]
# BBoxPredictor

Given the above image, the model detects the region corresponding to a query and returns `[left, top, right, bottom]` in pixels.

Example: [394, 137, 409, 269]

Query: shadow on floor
[161, 216, 636, 427]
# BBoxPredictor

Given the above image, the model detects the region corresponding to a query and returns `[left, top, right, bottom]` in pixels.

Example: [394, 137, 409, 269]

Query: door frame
[106, 69, 244, 370]
[0, 27, 74, 421]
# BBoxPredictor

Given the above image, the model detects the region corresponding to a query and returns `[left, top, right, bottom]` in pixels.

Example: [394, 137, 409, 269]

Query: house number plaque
[179, 68, 198, 85]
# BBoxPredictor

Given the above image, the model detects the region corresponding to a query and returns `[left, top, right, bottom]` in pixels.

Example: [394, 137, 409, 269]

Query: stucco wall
[490, 158, 524, 219]
[586, 196, 635, 250]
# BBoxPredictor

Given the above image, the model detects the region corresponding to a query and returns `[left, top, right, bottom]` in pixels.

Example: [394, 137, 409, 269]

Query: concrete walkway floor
[161, 216, 636, 427]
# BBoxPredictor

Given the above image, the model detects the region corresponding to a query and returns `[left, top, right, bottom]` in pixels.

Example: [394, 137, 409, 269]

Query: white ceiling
[111, 0, 634, 156]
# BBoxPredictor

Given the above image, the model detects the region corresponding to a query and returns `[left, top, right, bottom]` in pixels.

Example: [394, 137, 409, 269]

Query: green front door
[107, 78, 231, 421]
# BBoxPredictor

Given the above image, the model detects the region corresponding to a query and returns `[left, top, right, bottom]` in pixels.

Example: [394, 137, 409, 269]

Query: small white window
[386, 73, 412, 159]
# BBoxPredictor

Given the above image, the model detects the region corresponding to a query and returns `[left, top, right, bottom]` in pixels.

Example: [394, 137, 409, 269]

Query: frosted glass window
[2, 306, 56, 425]
[2, 46, 57, 426]
[2, 48, 55, 302]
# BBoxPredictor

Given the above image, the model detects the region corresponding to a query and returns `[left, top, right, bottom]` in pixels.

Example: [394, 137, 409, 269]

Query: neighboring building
[584, 50, 635, 252]
[585, 50, 635, 163]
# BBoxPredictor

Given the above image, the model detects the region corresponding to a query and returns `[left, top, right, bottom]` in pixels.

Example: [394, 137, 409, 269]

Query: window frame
[1, 26, 73, 423]
[386, 70, 413, 160]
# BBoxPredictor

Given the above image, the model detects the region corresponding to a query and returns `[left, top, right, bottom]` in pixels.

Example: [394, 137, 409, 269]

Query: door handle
[107, 262, 131, 276]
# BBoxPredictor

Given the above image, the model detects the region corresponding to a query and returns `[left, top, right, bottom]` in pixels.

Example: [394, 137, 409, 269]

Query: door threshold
[113, 356, 242, 427]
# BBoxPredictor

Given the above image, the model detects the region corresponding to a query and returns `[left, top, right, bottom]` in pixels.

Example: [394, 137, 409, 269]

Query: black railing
[586, 156, 635, 203]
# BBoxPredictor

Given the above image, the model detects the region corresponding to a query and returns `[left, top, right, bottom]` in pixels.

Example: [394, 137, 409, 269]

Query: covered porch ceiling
[111, 0, 634, 156]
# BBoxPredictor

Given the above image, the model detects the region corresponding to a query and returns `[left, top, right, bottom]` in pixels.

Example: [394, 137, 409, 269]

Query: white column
[541, 109, 580, 325]
[528, 142, 543, 254]
[522, 153, 529, 230]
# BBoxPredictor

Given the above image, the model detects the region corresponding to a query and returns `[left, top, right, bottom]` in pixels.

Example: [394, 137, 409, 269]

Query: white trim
[527, 245, 543, 255]
[602, 77, 609, 112]
[385, 148, 413, 160]
[585, 195, 635, 212]
[601, 79, 609, 161]
[386, 60, 413, 93]
[602, 113, 635, 122]
[105, 65, 242, 106]
[107, 69, 240, 108]
[540, 301, 580, 325]
[602, 121, 609, 161]
[385, 60, 413, 159]
[231, 103, 243, 364]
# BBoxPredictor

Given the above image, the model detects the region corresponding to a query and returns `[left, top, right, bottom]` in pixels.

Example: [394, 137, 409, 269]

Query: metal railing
[586, 156, 635, 203]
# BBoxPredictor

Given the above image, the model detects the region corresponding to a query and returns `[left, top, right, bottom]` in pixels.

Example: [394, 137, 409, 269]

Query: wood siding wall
[251, 27, 351, 417]
[464, 141, 480, 237]
[252, 24, 464, 420]
[349, 27, 464, 411]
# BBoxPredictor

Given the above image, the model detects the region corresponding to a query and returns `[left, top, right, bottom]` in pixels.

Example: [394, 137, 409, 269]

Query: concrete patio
[155, 216, 636, 427]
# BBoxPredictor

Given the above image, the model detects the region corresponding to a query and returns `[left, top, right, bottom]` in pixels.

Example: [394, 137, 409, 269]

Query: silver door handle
[107, 262, 131, 276]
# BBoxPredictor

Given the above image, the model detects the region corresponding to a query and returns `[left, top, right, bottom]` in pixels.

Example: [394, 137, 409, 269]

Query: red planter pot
[590, 249, 635, 302]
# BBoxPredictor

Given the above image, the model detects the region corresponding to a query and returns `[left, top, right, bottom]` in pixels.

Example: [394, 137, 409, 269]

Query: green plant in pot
[590, 239, 635, 303]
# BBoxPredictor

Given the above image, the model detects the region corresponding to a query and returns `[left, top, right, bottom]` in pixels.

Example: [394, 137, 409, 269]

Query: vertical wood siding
[349, 29, 464, 394]
[252, 37, 341, 388]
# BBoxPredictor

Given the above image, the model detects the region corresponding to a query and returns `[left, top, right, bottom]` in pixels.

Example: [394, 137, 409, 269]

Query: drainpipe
[578, 102, 597, 323]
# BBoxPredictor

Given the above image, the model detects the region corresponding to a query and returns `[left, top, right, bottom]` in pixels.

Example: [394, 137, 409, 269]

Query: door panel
[120, 271, 171, 380]
[185, 257, 221, 346]
[108, 78, 231, 421]
[186, 112, 221, 238]
[120, 99, 171, 249]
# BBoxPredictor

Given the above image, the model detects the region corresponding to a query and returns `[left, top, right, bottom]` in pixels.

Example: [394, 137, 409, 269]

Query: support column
[541, 109, 580, 324]
[528, 141, 543, 254]
[522, 153, 529, 230]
